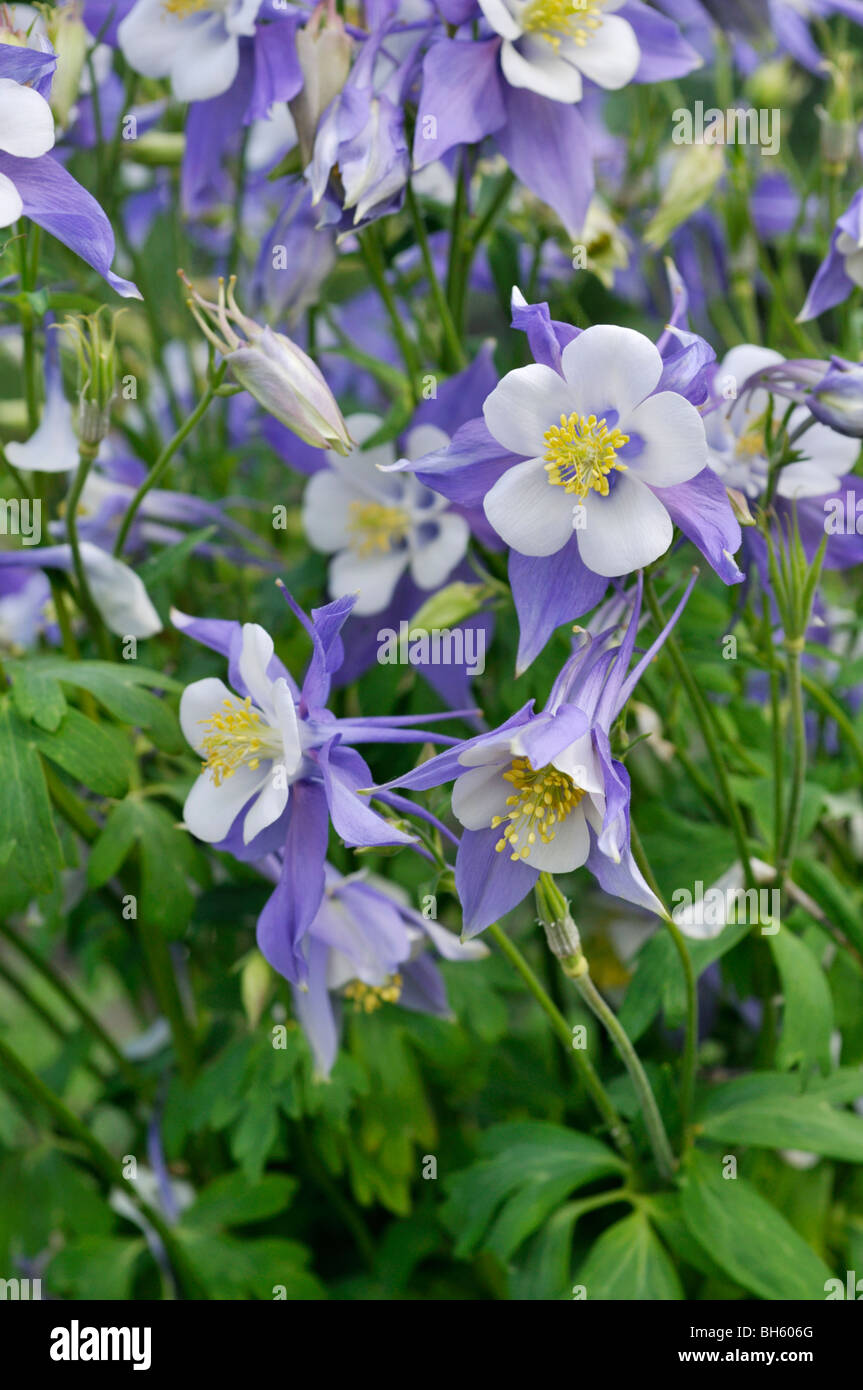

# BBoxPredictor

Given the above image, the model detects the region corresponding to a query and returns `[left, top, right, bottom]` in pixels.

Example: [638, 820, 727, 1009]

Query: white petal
[78, 543, 161, 637]
[326, 413, 399, 499]
[409, 513, 470, 590]
[501, 37, 583, 102]
[0, 171, 22, 228]
[478, 0, 523, 40]
[524, 803, 590, 873]
[452, 764, 509, 831]
[183, 762, 266, 843]
[0, 79, 55, 157]
[563, 15, 640, 90]
[483, 362, 575, 458]
[272, 678, 302, 774]
[623, 391, 708, 486]
[793, 413, 859, 474]
[405, 423, 450, 460]
[576, 473, 673, 577]
[560, 325, 662, 417]
[483, 456, 574, 556]
[6, 390, 79, 473]
[180, 676, 235, 756]
[303, 470, 355, 552]
[243, 771, 289, 844]
[118, 0, 187, 77]
[329, 547, 407, 615]
[238, 623, 276, 716]
[170, 26, 240, 102]
[550, 732, 604, 794]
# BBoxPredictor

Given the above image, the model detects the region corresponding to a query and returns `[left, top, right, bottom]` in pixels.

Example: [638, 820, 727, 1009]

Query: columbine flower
[173, 592, 473, 981]
[0, 48, 139, 296]
[372, 574, 695, 935]
[302, 413, 470, 616]
[706, 345, 859, 499]
[5, 320, 79, 473]
[397, 288, 741, 671]
[478, 0, 640, 103]
[256, 862, 486, 1075]
[0, 542, 162, 636]
[118, 0, 262, 103]
[182, 273, 351, 454]
[798, 187, 863, 322]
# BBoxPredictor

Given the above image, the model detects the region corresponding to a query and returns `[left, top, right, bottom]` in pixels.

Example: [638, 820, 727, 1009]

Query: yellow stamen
[343, 974, 403, 1012]
[522, 0, 605, 50]
[198, 696, 280, 787]
[543, 412, 629, 500]
[491, 758, 584, 862]
[347, 500, 411, 556]
[735, 426, 767, 460]
[162, 0, 210, 15]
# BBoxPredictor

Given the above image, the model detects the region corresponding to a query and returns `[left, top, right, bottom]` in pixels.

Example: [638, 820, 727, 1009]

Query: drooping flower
[255, 861, 486, 1076]
[370, 572, 696, 935]
[302, 413, 470, 617]
[182, 273, 351, 453]
[798, 187, 863, 322]
[705, 344, 860, 499]
[173, 592, 475, 981]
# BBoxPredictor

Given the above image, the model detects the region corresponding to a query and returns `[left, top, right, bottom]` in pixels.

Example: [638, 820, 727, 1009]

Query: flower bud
[240, 951, 274, 1029]
[290, 3, 353, 168]
[62, 308, 121, 446]
[181, 273, 352, 454]
[806, 357, 863, 437]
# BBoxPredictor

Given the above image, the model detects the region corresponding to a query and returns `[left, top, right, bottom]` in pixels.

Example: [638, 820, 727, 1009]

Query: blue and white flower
[118, 0, 262, 103]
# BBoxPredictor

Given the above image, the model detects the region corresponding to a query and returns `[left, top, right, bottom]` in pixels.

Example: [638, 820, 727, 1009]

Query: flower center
[735, 426, 767, 460]
[347, 501, 411, 556]
[543, 412, 629, 500]
[521, 0, 605, 49]
[162, 0, 211, 16]
[343, 974, 403, 1012]
[198, 697, 282, 787]
[491, 757, 584, 861]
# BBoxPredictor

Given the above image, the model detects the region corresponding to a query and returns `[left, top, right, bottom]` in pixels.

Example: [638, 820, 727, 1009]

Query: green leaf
[9, 657, 182, 751]
[0, 698, 62, 892]
[175, 1231, 325, 1300]
[31, 708, 134, 797]
[508, 1202, 582, 1301]
[769, 928, 833, 1074]
[86, 799, 197, 934]
[576, 1211, 682, 1300]
[792, 858, 863, 959]
[694, 1074, 863, 1160]
[679, 1149, 833, 1300]
[136, 525, 217, 590]
[441, 1121, 625, 1261]
[9, 665, 67, 731]
[182, 1172, 297, 1230]
[45, 1236, 143, 1300]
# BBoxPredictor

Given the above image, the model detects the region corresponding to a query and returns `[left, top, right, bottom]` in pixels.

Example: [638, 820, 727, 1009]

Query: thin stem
[776, 638, 806, 891]
[132, 899, 197, 1085]
[114, 365, 225, 556]
[0, 954, 108, 1085]
[358, 229, 422, 397]
[487, 921, 635, 1166]
[0, 1033, 202, 1298]
[629, 822, 697, 1146]
[0, 917, 150, 1099]
[66, 442, 111, 655]
[644, 574, 756, 891]
[762, 593, 785, 865]
[570, 967, 676, 1182]
[405, 182, 466, 371]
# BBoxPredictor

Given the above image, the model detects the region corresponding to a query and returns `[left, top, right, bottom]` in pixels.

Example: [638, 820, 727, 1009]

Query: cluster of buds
[62, 308, 121, 448]
[180, 272, 352, 454]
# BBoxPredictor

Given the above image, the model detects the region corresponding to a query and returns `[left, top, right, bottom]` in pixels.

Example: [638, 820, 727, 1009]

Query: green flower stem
[762, 594, 785, 865]
[0, 916, 150, 1098]
[776, 636, 806, 891]
[799, 670, 863, 776]
[0, 1033, 202, 1299]
[644, 574, 756, 892]
[487, 921, 636, 1168]
[113, 364, 226, 557]
[629, 822, 697, 1146]
[67, 442, 111, 655]
[405, 182, 466, 372]
[358, 228, 422, 398]
[0, 954, 108, 1085]
[131, 894, 197, 1086]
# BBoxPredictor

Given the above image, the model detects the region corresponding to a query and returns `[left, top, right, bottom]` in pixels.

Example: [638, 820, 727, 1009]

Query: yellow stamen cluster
[491, 758, 584, 861]
[347, 500, 411, 556]
[162, 0, 210, 15]
[343, 974, 403, 1012]
[198, 697, 276, 787]
[543, 412, 629, 499]
[522, 0, 604, 49]
[735, 426, 767, 460]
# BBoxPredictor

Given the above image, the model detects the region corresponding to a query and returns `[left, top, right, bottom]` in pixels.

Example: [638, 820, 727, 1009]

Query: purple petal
[256, 779, 330, 984]
[496, 86, 593, 235]
[413, 37, 506, 171]
[510, 534, 609, 675]
[456, 827, 538, 937]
